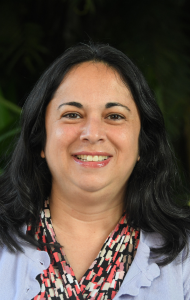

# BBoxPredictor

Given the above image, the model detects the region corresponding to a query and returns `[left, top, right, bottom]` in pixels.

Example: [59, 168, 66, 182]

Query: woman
[0, 43, 190, 300]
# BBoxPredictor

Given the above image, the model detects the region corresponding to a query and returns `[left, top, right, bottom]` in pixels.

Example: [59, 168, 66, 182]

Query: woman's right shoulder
[0, 234, 50, 300]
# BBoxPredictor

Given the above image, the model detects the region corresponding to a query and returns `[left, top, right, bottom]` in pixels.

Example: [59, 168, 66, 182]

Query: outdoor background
[0, 0, 190, 186]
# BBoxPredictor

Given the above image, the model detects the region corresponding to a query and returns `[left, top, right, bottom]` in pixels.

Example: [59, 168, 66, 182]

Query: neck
[49, 185, 125, 239]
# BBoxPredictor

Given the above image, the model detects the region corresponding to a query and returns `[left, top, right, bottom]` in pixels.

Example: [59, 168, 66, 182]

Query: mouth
[72, 153, 112, 168]
[74, 154, 109, 162]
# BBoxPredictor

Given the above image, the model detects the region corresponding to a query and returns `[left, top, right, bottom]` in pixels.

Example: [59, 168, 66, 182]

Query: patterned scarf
[27, 199, 140, 300]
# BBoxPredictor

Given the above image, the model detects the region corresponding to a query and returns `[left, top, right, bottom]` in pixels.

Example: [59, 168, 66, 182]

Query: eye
[107, 114, 125, 120]
[62, 113, 81, 119]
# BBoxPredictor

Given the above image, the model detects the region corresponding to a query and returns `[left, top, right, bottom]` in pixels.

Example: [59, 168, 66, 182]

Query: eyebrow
[58, 102, 83, 109]
[105, 102, 130, 111]
[57, 101, 130, 112]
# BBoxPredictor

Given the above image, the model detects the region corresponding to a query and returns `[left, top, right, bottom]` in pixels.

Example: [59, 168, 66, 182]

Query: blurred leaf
[0, 96, 21, 115]
[0, 88, 20, 169]
[0, 127, 21, 143]
[73, 0, 95, 15]
[0, 104, 13, 130]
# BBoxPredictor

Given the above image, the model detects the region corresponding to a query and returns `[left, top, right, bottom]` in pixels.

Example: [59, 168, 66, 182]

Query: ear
[41, 150, 45, 158]
[137, 156, 140, 161]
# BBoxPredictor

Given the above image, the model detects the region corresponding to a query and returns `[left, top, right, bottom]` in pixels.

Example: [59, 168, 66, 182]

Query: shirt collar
[115, 230, 161, 298]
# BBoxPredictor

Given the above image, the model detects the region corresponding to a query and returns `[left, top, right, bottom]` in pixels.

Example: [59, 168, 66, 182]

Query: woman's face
[42, 62, 140, 197]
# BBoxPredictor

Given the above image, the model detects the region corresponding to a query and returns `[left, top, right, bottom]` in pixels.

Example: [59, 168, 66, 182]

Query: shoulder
[0, 228, 50, 300]
[117, 231, 190, 299]
[140, 229, 190, 258]
[180, 235, 190, 297]
[140, 230, 190, 295]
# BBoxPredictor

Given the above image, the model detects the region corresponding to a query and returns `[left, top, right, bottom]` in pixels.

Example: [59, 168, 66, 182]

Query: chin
[76, 182, 107, 193]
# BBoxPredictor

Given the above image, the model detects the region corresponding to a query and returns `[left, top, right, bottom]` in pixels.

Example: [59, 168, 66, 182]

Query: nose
[80, 117, 106, 144]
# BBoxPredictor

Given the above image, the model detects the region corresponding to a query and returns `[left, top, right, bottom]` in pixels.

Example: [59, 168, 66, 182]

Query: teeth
[76, 155, 109, 161]
[93, 156, 98, 161]
[87, 155, 92, 161]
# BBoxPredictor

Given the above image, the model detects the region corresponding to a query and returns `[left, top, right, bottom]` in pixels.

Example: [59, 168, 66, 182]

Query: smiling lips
[76, 154, 109, 162]
[72, 152, 112, 168]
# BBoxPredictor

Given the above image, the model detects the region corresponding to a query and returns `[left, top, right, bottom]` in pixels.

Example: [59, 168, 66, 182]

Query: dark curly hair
[0, 42, 190, 265]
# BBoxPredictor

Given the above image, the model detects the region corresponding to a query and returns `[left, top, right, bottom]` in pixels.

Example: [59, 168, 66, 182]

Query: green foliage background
[0, 0, 190, 185]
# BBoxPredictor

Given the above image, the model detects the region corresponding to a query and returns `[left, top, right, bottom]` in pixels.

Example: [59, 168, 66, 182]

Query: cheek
[46, 124, 80, 154]
[108, 126, 140, 155]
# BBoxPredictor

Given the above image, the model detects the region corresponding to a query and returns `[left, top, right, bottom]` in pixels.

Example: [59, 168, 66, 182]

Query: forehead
[53, 61, 133, 102]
